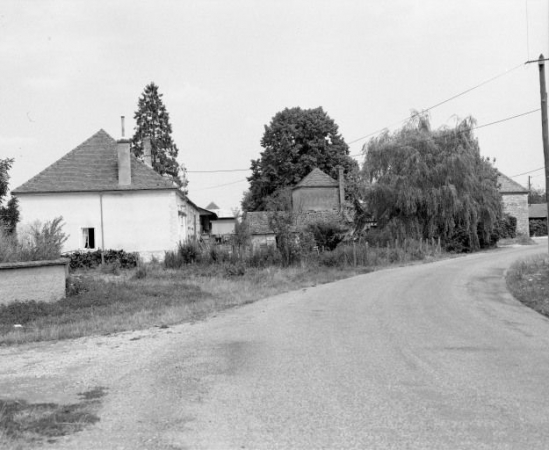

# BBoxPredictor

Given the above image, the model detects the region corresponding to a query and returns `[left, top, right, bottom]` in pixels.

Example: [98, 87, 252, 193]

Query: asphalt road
[48, 243, 549, 449]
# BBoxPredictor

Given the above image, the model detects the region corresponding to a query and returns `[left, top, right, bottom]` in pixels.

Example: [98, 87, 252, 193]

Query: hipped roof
[13, 130, 177, 194]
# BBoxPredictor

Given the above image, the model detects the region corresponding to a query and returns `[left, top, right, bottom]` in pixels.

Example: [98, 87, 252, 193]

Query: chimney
[117, 139, 131, 186]
[338, 166, 345, 210]
[143, 136, 152, 168]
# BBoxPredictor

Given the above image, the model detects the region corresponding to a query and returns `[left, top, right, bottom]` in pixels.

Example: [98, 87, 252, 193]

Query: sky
[1, 0, 548, 211]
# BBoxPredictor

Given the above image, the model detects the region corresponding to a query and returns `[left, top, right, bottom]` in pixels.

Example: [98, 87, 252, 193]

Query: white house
[13, 129, 207, 261]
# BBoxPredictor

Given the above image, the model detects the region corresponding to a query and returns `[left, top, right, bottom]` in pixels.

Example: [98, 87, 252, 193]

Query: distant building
[13, 130, 210, 261]
[497, 173, 529, 235]
[247, 167, 351, 250]
[529, 203, 548, 236]
[205, 201, 237, 239]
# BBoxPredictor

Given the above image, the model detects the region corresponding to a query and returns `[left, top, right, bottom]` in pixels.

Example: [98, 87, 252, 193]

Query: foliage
[0, 158, 19, 234]
[65, 249, 138, 270]
[495, 214, 517, 239]
[243, 106, 359, 212]
[306, 218, 347, 251]
[164, 241, 202, 268]
[528, 187, 546, 204]
[0, 217, 67, 263]
[362, 113, 502, 252]
[530, 219, 548, 236]
[232, 219, 251, 248]
[130, 82, 187, 191]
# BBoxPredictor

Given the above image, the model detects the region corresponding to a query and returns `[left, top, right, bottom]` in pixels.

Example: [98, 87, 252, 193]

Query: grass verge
[0, 264, 373, 346]
[506, 254, 549, 317]
[0, 387, 107, 449]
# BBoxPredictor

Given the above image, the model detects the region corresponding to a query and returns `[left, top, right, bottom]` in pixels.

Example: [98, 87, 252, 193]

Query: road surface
[2, 243, 549, 449]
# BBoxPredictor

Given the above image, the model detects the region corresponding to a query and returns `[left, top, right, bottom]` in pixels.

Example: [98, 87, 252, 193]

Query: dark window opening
[83, 228, 95, 249]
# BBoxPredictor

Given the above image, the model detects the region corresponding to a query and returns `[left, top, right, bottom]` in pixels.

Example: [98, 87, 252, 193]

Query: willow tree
[362, 114, 502, 251]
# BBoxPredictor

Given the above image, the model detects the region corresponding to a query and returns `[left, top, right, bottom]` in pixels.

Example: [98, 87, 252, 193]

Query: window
[83, 228, 95, 249]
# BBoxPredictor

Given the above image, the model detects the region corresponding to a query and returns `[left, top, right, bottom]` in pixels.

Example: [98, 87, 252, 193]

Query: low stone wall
[0, 259, 69, 305]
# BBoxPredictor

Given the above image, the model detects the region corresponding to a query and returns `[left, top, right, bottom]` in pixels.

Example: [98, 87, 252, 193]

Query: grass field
[0, 263, 373, 346]
[506, 253, 549, 317]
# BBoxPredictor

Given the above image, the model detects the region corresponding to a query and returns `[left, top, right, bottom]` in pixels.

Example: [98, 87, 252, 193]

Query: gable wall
[292, 187, 339, 213]
[17, 190, 181, 260]
[502, 193, 529, 235]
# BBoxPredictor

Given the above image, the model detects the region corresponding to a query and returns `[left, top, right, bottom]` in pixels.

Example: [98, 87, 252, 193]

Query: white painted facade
[211, 219, 236, 236]
[17, 190, 196, 260]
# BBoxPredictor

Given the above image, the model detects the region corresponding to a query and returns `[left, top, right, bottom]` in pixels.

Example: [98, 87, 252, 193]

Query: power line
[187, 63, 530, 174]
[194, 178, 247, 191]
[187, 168, 249, 173]
[347, 62, 525, 146]
[511, 166, 545, 177]
[350, 107, 541, 158]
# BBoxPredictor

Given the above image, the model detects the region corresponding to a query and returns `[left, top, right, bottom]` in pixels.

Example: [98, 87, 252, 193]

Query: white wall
[16, 190, 182, 258]
[212, 219, 235, 235]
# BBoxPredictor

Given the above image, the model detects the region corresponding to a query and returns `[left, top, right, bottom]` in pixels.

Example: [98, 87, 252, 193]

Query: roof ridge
[13, 129, 178, 194]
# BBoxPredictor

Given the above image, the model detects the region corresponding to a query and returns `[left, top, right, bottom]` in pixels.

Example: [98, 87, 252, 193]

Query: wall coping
[0, 258, 70, 270]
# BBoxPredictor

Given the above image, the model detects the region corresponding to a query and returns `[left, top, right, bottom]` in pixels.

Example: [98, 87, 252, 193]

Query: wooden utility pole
[538, 54, 549, 253]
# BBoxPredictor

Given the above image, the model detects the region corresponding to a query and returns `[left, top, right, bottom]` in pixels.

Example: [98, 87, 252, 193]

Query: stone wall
[292, 187, 339, 213]
[0, 259, 69, 305]
[502, 193, 529, 235]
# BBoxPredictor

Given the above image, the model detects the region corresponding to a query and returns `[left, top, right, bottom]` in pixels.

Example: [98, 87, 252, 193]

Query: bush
[65, 249, 138, 270]
[495, 214, 517, 239]
[306, 219, 346, 251]
[530, 219, 548, 237]
[0, 217, 67, 263]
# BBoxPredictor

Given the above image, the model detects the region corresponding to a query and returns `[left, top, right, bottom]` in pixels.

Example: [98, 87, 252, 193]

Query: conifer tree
[130, 83, 187, 192]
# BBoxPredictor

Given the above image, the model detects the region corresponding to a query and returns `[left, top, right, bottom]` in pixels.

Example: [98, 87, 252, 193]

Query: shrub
[65, 249, 138, 270]
[530, 219, 548, 237]
[0, 217, 67, 263]
[178, 241, 201, 264]
[495, 214, 517, 239]
[306, 219, 347, 251]
[224, 261, 246, 277]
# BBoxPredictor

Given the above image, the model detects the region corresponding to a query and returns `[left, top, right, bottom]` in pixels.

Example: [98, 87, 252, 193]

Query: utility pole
[538, 54, 549, 253]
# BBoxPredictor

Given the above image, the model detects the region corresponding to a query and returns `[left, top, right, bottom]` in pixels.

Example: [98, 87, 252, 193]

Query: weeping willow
[362, 114, 502, 251]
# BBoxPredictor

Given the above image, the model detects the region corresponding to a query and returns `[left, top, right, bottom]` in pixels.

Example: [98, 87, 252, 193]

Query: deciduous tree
[243, 107, 359, 211]
[362, 114, 502, 251]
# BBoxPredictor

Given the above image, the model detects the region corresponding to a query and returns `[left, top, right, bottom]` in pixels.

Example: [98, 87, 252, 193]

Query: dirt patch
[0, 386, 107, 447]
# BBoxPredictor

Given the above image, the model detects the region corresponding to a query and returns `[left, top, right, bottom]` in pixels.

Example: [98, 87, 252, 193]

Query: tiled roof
[497, 173, 528, 194]
[529, 203, 548, 219]
[13, 130, 176, 194]
[293, 168, 338, 189]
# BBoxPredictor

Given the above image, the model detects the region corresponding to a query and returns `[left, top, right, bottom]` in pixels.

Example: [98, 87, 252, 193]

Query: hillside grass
[506, 254, 549, 317]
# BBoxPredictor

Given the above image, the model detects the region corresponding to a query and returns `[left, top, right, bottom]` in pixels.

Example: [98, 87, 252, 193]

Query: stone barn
[497, 173, 529, 236]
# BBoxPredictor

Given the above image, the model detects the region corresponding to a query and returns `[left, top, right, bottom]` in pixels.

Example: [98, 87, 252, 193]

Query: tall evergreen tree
[243, 106, 359, 212]
[362, 113, 502, 251]
[0, 158, 19, 233]
[130, 82, 187, 191]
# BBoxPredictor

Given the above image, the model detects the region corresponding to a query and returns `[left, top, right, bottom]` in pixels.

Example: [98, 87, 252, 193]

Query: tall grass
[0, 217, 67, 263]
[506, 254, 549, 317]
